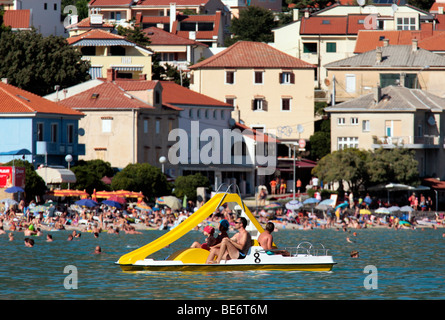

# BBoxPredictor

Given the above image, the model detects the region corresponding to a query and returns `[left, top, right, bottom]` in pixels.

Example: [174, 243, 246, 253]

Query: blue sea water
[0, 227, 444, 300]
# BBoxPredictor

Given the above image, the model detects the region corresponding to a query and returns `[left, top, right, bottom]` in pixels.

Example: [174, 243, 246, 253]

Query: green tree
[368, 148, 419, 186]
[225, 6, 277, 46]
[285, 0, 333, 11]
[3, 160, 46, 203]
[406, 0, 435, 11]
[111, 163, 171, 200]
[116, 24, 151, 47]
[173, 173, 210, 201]
[151, 54, 189, 87]
[0, 29, 90, 96]
[312, 148, 369, 194]
[62, 0, 89, 21]
[69, 160, 114, 194]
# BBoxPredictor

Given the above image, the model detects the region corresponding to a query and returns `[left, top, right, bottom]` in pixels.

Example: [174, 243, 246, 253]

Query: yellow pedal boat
[116, 185, 336, 272]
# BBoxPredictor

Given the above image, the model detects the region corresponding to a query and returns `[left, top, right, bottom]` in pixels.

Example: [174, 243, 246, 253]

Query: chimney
[376, 46, 383, 63]
[170, 3, 177, 33]
[107, 69, 117, 81]
[293, 9, 299, 21]
[412, 38, 418, 52]
[439, 6, 444, 14]
[1, 78, 7, 84]
[189, 31, 196, 40]
[383, 38, 389, 47]
[139, 74, 147, 80]
[374, 85, 381, 103]
[304, 10, 309, 18]
[399, 73, 406, 87]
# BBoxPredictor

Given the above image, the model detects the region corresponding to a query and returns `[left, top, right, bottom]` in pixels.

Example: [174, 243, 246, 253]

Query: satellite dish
[297, 124, 304, 133]
[324, 78, 331, 86]
[229, 118, 236, 126]
[78, 128, 85, 136]
[357, 0, 365, 6]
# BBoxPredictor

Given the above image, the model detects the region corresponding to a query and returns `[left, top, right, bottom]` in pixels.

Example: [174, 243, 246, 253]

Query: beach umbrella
[375, 207, 391, 214]
[156, 196, 182, 211]
[400, 205, 414, 212]
[335, 201, 349, 210]
[319, 199, 335, 206]
[4, 186, 24, 193]
[388, 206, 401, 212]
[303, 198, 320, 205]
[102, 199, 122, 209]
[360, 209, 372, 215]
[285, 200, 303, 210]
[75, 199, 99, 208]
[108, 195, 126, 204]
[1, 198, 18, 206]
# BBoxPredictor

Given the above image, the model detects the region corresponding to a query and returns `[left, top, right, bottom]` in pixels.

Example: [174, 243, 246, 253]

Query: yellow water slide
[117, 192, 264, 265]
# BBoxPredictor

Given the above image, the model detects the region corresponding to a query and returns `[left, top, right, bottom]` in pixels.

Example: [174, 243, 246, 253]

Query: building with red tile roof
[354, 29, 445, 54]
[2, 9, 31, 31]
[274, 4, 437, 89]
[67, 29, 153, 80]
[189, 41, 316, 148]
[143, 26, 208, 69]
[0, 80, 85, 169]
[56, 71, 179, 169]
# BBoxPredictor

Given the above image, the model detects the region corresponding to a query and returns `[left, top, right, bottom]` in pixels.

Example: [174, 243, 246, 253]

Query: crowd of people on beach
[1, 190, 444, 250]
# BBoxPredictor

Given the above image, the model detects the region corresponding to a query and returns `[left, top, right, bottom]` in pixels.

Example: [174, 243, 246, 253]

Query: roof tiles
[189, 41, 315, 69]
[0, 82, 83, 116]
[3, 9, 31, 29]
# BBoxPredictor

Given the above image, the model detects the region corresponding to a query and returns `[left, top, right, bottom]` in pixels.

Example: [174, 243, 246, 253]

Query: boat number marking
[254, 252, 261, 264]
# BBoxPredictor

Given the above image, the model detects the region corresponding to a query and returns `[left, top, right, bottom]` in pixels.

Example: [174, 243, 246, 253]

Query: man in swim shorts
[215, 217, 251, 264]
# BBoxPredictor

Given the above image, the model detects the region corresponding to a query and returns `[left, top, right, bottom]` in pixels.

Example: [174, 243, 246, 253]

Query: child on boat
[191, 225, 216, 250]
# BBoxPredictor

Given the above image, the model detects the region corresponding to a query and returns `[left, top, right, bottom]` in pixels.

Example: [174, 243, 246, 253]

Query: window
[144, 119, 149, 134]
[337, 117, 345, 125]
[338, 137, 358, 150]
[37, 123, 44, 141]
[322, 20, 330, 25]
[102, 119, 112, 133]
[156, 120, 160, 134]
[51, 123, 58, 143]
[155, 91, 161, 104]
[281, 98, 291, 111]
[188, 109, 193, 119]
[44, 3, 47, 10]
[396, 17, 416, 30]
[345, 74, 356, 93]
[67, 124, 74, 144]
[280, 72, 294, 84]
[225, 71, 235, 84]
[54, 3, 57, 10]
[225, 97, 235, 106]
[362, 120, 370, 132]
[303, 43, 317, 54]
[221, 110, 225, 119]
[326, 42, 337, 53]
[81, 46, 95, 56]
[351, 117, 358, 125]
[254, 71, 263, 84]
[197, 109, 201, 118]
[252, 98, 267, 111]
[110, 12, 122, 20]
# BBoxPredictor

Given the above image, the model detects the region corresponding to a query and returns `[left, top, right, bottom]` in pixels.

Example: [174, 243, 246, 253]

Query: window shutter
[290, 72, 295, 84]
[279, 72, 283, 84]
[263, 99, 268, 111]
[251, 99, 255, 110]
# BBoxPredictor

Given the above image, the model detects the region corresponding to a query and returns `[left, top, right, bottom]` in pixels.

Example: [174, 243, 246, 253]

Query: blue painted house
[0, 80, 85, 171]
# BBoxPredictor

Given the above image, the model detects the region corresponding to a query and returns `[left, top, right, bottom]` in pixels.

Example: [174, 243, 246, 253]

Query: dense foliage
[111, 163, 171, 200]
[173, 173, 210, 201]
[0, 29, 90, 96]
[312, 147, 419, 194]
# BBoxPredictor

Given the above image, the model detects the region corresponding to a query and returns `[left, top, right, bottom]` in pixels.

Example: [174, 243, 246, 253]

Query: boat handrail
[214, 183, 246, 213]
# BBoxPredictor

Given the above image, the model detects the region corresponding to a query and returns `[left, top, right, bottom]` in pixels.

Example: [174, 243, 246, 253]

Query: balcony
[371, 135, 440, 149]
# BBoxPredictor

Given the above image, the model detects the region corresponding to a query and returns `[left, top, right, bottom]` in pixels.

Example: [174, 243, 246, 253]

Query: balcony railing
[372, 135, 440, 148]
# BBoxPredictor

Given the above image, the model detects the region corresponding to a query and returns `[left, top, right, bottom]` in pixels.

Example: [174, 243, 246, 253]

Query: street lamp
[65, 154, 73, 189]
[159, 156, 167, 174]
